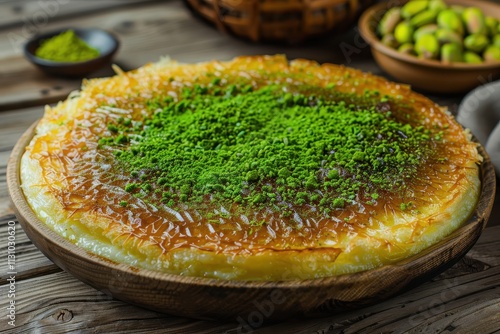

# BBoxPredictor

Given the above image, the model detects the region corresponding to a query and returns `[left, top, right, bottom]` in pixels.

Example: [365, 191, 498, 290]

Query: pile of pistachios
[377, 0, 500, 64]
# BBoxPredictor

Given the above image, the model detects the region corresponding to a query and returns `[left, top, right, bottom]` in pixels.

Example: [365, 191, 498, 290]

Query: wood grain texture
[0, 0, 381, 111]
[0, 107, 43, 203]
[0, 0, 489, 111]
[0, 0, 161, 31]
[0, 0, 500, 332]
[0, 0, 163, 110]
[0, 216, 60, 283]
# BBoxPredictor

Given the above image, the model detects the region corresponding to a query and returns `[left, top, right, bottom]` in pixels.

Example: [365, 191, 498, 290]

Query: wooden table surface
[1, 1, 499, 333]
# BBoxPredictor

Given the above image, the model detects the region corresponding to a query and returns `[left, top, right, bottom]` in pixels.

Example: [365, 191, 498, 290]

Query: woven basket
[185, 0, 376, 43]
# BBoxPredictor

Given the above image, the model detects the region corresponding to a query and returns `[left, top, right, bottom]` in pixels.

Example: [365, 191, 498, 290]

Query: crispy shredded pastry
[21, 55, 481, 280]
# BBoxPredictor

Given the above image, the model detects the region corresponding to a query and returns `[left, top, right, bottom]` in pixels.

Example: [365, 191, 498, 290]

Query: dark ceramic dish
[24, 27, 119, 77]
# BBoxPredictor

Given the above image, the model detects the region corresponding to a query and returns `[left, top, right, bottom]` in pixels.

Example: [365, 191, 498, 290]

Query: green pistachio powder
[35, 30, 99, 62]
[98, 81, 436, 218]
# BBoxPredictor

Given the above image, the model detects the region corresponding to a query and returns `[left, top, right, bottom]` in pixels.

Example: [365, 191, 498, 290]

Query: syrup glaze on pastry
[21, 55, 481, 280]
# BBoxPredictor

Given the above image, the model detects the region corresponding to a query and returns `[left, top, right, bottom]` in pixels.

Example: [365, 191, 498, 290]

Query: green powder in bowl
[35, 29, 100, 62]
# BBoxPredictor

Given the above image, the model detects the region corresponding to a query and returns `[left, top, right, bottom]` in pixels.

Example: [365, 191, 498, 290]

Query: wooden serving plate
[7, 121, 496, 321]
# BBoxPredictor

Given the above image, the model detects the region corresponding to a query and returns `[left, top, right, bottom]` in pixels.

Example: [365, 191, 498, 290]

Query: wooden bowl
[358, 0, 500, 94]
[7, 121, 496, 321]
[24, 28, 119, 77]
[184, 0, 376, 43]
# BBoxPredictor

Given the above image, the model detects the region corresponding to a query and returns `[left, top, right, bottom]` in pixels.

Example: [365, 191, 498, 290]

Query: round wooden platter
[7, 121, 497, 321]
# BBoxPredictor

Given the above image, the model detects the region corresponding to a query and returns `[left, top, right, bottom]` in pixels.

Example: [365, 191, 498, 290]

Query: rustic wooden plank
[488, 194, 500, 228]
[0, 1, 498, 331]
[0, 0, 163, 32]
[0, 105, 44, 128]
[0, 0, 480, 117]
[0, 106, 60, 284]
[0, 1, 190, 110]
[0, 271, 235, 333]
[0, 0, 382, 111]
[0, 56, 116, 111]
[0, 216, 60, 283]
[467, 229, 500, 266]
[0, 0, 494, 112]
[0, 227, 497, 333]
[0, 106, 44, 151]
[0, 106, 43, 218]
[0, 1, 172, 111]
[0, 151, 10, 200]
[246, 265, 500, 334]
[405, 298, 500, 334]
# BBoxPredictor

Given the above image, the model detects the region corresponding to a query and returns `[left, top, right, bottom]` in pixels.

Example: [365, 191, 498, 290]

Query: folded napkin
[457, 80, 500, 176]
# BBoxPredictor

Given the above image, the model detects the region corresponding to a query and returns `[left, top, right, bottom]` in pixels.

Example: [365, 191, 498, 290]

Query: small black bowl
[24, 27, 119, 77]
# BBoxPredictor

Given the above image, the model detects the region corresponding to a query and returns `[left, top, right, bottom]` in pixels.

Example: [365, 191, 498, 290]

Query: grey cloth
[457, 80, 500, 176]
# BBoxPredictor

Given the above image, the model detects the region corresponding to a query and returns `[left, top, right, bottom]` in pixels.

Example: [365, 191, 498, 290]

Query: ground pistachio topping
[98, 83, 433, 217]
[35, 29, 99, 62]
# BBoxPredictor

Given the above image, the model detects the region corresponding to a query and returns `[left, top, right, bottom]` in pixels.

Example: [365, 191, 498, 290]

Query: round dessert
[20, 55, 481, 280]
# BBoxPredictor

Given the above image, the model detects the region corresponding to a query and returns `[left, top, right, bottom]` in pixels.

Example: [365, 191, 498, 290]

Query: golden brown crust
[21, 55, 481, 280]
